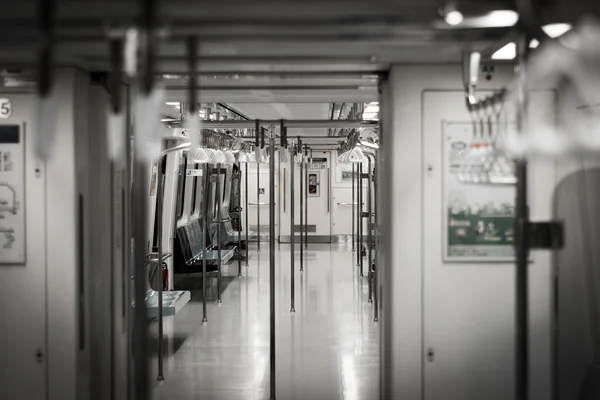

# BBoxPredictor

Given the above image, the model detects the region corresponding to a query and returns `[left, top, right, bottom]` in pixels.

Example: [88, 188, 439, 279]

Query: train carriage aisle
[3, 2, 600, 400]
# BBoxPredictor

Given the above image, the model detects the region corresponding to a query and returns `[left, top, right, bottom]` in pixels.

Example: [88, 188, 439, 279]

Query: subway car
[0, 1, 600, 400]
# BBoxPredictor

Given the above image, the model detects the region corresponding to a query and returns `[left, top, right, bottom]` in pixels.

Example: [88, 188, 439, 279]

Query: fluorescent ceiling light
[364, 105, 379, 114]
[166, 102, 179, 106]
[438, 10, 519, 29]
[491, 42, 516, 60]
[528, 23, 570, 48]
[542, 23, 572, 38]
[161, 118, 179, 122]
[445, 10, 464, 26]
[483, 10, 519, 27]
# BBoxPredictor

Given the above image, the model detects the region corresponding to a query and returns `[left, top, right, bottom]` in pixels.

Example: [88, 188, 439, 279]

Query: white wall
[380, 65, 556, 399]
[0, 68, 130, 400]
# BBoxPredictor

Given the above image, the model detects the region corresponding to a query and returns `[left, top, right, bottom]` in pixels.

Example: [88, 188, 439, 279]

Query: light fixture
[363, 102, 379, 121]
[480, 10, 519, 27]
[161, 118, 179, 122]
[542, 23, 572, 38]
[530, 39, 540, 48]
[438, 10, 519, 29]
[445, 10, 464, 26]
[491, 42, 516, 60]
[359, 140, 379, 149]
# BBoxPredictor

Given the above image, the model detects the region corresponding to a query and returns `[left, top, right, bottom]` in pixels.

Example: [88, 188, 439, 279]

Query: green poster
[444, 122, 515, 261]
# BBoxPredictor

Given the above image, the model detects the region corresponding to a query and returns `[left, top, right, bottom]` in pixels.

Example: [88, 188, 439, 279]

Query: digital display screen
[0, 125, 19, 144]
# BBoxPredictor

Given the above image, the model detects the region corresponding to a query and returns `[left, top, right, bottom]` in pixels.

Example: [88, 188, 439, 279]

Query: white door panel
[423, 91, 555, 400]
[332, 188, 354, 235]
[0, 95, 47, 399]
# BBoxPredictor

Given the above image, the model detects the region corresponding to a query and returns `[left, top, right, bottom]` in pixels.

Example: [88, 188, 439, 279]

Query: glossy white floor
[152, 242, 379, 400]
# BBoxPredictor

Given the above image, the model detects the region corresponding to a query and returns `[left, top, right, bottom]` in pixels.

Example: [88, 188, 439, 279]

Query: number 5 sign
[0, 99, 11, 118]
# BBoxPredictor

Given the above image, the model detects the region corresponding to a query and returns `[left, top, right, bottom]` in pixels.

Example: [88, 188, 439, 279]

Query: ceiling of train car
[227, 103, 332, 136]
[1, 0, 523, 69]
[2, 0, 596, 102]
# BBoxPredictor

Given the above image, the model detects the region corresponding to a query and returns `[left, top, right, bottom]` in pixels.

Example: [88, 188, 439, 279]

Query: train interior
[1, 1, 600, 400]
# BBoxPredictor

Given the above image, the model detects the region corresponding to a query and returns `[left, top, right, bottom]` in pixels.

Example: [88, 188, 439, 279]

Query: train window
[175, 154, 187, 219]
[190, 163, 199, 214]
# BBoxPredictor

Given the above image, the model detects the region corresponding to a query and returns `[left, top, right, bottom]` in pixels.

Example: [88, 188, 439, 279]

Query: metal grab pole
[299, 137, 304, 272]
[352, 163, 355, 252]
[290, 145, 296, 313]
[268, 134, 276, 400]
[359, 161, 363, 277]
[373, 162, 379, 322]
[154, 143, 190, 380]
[356, 163, 360, 270]
[515, 35, 530, 400]
[257, 155, 261, 251]
[245, 163, 249, 266]
[216, 164, 223, 303]
[157, 175, 166, 380]
[202, 165, 210, 322]
[367, 156, 373, 303]
[304, 146, 308, 251]
[238, 167, 242, 277]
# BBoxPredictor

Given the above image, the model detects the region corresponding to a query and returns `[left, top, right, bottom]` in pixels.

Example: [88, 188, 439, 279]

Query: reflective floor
[152, 242, 379, 400]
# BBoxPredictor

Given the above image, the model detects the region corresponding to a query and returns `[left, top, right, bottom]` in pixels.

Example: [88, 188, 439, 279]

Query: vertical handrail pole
[216, 164, 222, 303]
[245, 163, 249, 266]
[514, 34, 530, 400]
[356, 162, 360, 269]
[202, 165, 210, 322]
[290, 144, 296, 312]
[299, 137, 304, 272]
[304, 146, 308, 250]
[156, 173, 165, 380]
[367, 156, 373, 302]
[153, 143, 190, 380]
[238, 167, 242, 277]
[268, 134, 276, 400]
[257, 154, 261, 252]
[373, 160, 379, 322]
[359, 161, 363, 277]
[352, 163, 355, 252]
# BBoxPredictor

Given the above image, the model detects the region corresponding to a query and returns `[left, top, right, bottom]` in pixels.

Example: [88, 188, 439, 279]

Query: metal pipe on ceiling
[199, 119, 377, 129]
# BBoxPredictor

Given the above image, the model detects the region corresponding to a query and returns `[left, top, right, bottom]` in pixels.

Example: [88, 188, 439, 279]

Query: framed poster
[0, 125, 25, 264]
[443, 122, 515, 262]
[308, 172, 319, 196]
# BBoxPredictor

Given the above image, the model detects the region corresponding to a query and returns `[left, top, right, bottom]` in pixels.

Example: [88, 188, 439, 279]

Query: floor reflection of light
[341, 355, 357, 400]
[254, 356, 266, 384]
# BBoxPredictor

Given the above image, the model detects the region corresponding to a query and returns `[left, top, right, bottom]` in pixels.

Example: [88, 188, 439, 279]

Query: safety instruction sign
[0, 125, 25, 264]
[443, 122, 515, 262]
[186, 168, 203, 177]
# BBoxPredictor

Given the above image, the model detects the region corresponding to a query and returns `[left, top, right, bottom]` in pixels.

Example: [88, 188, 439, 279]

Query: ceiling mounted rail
[197, 119, 377, 129]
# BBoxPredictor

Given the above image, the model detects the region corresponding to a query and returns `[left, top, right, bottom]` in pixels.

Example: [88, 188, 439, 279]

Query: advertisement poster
[444, 123, 515, 261]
